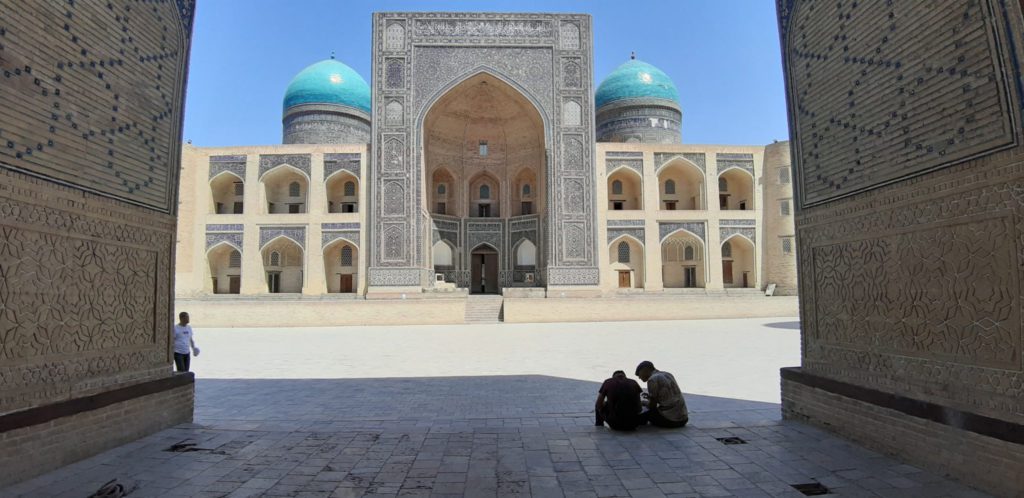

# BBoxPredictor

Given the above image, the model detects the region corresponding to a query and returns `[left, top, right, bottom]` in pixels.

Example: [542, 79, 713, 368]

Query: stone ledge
[780, 367, 1024, 445]
[0, 373, 194, 433]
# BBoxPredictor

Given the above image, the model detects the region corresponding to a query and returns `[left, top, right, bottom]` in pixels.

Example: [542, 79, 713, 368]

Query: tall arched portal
[367, 13, 601, 293]
[422, 73, 546, 290]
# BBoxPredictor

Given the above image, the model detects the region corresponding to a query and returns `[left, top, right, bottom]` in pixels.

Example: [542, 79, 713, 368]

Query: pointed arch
[205, 239, 242, 255]
[416, 66, 551, 138]
[720, 232, 756, 288]
[260, 234, 304, 251]
[513, 238, 537, 267]
[326, 170, 359, 213]
[432, 239, 456, 267]
[259, 162, 310, 182]
[608, 233, 645, 289]
[607, 166, 643, 210]
[209, 170, 244, 183]
[658, 157, 705, 210]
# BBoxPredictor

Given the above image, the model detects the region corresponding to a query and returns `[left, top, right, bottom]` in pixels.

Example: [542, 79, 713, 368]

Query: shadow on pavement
[763, 321, 801, 330]
[195, 375, 781, 430]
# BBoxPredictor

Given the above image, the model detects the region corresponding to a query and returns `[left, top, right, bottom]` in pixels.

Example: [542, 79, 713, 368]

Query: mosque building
[174, 13, 796, 323]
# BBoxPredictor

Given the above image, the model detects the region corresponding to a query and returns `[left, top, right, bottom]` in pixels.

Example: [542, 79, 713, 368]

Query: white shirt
[173, 324, 194, 355]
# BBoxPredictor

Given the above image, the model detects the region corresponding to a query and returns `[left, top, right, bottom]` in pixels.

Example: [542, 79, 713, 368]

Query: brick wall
[0, 382, 193, 487]
[782, 378, 1024, 497]
[0, 0, 195, 486]
[778, 1, 1024, 494]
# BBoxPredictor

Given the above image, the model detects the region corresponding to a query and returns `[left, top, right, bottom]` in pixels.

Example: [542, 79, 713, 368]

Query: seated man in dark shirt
[595, 370, 643, 431]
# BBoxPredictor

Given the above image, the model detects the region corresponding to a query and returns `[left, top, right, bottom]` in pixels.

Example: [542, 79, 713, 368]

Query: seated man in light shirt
[635, 360, 688, 428]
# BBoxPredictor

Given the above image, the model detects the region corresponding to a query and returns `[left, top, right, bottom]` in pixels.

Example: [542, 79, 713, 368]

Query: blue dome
[595, 59, 679, 109]
[283, 59, 371, 114]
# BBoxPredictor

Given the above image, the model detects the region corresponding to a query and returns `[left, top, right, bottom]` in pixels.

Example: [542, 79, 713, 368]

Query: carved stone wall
[0, 0, 194, 486]
[779, 1, 1024, 494]
[368, 12, 600, 288]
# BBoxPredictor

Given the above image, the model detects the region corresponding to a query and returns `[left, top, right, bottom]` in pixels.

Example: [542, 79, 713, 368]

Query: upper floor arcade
[598, 144, 790, 217]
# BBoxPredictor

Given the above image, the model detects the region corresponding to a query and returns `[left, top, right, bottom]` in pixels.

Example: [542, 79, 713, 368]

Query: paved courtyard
[1, 318, 987, 497]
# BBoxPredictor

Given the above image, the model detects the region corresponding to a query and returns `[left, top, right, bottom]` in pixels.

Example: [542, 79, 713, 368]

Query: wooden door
[340, 274, 353, 293]
[484, 255, 499, 293]
[618, 271, 631, 288]
[228, 276, 241, 294]
[471, 254, 483, 293]
[723, 261, 734, 284]
[742, 272, 748, 288]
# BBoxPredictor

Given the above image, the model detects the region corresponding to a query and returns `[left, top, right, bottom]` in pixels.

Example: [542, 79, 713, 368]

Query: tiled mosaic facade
[368, 12, 600, 288]
[778, 0, 1024, 494]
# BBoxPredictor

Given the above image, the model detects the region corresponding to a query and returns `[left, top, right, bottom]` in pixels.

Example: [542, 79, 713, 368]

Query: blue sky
[183, 1, 788, 146]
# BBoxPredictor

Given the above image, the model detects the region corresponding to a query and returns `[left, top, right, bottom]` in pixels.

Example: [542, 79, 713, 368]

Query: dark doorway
[723, 260, 734, 284]
[684, 266, 697, 288]
[228, 276, 241, 294]
[470, 246, 499, 294]
[340, 274, 353, 293]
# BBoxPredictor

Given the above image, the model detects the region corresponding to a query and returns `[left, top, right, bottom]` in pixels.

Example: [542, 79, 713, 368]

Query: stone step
[464, 295, 505, 323]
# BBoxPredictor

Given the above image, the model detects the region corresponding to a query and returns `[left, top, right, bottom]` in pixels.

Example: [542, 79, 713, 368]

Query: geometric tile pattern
[0, 1, 194, 213]
[659, 222, 705, 242]
[259, 226, 306, 250]
[779, 0, 1020, 207]
[655, 152, 706, 173]
[324, 153, 361, 180]
[259, 154, 311, 179]
[715, 153, 754, 177]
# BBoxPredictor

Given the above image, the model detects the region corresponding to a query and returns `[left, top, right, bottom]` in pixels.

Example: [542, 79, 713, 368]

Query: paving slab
[0, 318, 987, 497]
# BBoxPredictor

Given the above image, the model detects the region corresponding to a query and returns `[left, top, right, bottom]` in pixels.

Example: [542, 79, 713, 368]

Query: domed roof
[283, 58, 371, 114]
[595, 58, 679, 109]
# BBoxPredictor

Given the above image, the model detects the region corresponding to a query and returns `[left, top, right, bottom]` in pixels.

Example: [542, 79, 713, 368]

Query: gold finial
[330, 51, 336, 60]
[630, 51, 636, 60]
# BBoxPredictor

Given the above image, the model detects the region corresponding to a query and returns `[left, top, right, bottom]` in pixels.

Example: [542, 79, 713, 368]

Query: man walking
[595, 370, 644, 431]
[635, 361, 688, 428]
[173, 312, 200, 373]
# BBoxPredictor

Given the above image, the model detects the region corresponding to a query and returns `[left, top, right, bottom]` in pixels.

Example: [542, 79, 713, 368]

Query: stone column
[240, 154, 264, 294]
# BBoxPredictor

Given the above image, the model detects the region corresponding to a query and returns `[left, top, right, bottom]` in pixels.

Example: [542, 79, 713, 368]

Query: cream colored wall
[761, 141, 798, 294]
[175, 143, 369, 298]
[504, 296, 798, 323]
[595, 143, 781, 294]
[176, 298, 467, 327]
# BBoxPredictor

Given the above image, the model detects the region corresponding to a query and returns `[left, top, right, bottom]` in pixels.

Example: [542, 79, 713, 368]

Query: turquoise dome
[595, 59, 679, 109]
[283, 59, 371, 114]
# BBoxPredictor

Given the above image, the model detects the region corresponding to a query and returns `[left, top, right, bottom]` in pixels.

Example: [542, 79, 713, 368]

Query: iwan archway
[367, 14, 601, 293]
[421, 73, 546, 291]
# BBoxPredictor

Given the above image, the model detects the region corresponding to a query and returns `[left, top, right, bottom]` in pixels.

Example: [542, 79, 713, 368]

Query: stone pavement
[0, 319, 988, 497]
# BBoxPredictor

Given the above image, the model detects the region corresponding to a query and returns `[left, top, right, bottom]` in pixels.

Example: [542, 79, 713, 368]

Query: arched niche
[261, 236, 303, 293]
[721, 234, 756, 288]
[261, 165, 308, 214]
[609, 235, 644, 289]
[607, 168, 643, 210]
[326, 171, 359, 214]
[658, 159, 705, 210]
[661, 230, 705, 288]
[210, 172, 244, 214]
[323, 239, 358, 293]
[422, 72, 545, 222]
[206, 242, 241, 294]
[718, 168, 754, 210]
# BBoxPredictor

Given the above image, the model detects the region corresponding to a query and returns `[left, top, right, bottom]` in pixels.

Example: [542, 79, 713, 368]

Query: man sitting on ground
[635, 361, 688, 428]
[595, 370, 643, 431]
